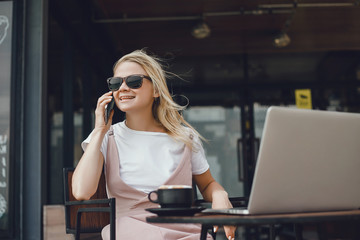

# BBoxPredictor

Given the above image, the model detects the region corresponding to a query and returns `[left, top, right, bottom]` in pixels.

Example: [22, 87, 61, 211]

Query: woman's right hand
[94, 91, 115, 131]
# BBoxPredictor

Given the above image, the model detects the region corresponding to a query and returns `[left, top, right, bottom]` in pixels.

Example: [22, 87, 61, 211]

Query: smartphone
[105, 96, 115, 124]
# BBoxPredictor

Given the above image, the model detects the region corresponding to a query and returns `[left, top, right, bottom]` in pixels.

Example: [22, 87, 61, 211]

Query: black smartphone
[105, 96, 115, 124]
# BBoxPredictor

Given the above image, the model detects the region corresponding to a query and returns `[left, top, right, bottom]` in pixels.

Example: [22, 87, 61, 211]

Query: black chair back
[63, 168, 116, 240]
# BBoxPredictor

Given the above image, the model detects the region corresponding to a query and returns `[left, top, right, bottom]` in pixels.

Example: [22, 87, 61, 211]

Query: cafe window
[0, 1, 13, 237]
[183, 106, 244, 197]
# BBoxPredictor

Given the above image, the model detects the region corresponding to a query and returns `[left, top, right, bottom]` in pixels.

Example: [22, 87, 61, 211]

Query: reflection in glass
[184, 106, 243, 197]
[0, 1, 12, 232]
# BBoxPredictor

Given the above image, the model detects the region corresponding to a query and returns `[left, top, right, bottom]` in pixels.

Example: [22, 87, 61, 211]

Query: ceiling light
[273, 32, 291, 48]
[192, 22, 211, 39]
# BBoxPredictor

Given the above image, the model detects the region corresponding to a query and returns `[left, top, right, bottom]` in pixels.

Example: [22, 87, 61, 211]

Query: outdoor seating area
[2, 0, 360, 239]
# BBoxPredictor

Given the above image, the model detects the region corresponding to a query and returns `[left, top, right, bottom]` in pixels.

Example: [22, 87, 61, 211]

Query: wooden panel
[50, 0, 360, 56]
[67, 171, 110, 231]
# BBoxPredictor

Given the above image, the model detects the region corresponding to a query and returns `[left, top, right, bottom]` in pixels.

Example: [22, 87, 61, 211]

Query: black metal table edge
[146, 210, 360, 240]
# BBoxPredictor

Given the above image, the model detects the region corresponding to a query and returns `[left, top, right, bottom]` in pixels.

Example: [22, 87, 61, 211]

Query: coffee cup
[148, 185, 193, 208]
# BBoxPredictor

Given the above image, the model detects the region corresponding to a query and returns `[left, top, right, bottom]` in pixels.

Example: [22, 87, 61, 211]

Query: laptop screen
[247, 107, 360, 214]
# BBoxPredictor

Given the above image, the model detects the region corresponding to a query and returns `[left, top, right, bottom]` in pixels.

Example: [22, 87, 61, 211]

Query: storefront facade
[2, 1, 360, 239]
[1, 0, 47, 239]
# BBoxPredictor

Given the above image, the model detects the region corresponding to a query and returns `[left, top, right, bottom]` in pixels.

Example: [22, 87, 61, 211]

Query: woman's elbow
[72, 185, 94, 200]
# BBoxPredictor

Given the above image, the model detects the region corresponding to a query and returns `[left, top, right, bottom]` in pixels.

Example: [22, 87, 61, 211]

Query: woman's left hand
[212, 191, 236, 240]
[193, 171, 237, 239]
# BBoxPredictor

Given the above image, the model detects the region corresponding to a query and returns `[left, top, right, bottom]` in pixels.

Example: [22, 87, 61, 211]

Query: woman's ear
[154, 90, 160, 98]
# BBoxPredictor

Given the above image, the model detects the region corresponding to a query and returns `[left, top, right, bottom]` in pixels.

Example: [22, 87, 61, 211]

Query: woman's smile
[120, 95, 135, 101]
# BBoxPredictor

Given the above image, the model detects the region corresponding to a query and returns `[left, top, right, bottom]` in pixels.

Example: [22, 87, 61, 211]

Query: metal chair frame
[63, 168, 116, 240]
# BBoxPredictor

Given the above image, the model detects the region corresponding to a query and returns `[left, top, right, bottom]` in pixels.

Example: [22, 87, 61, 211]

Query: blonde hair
[113, 49, 203, 150]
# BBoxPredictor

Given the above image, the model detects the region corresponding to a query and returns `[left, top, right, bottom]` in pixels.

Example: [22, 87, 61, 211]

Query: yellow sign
[295, 89, 312, 109]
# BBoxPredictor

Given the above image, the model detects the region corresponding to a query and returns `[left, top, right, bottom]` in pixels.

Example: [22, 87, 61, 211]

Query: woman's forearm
[201, 181, 233, 209]
[194, 170, 233, 208]
[72, 128, 106, 200]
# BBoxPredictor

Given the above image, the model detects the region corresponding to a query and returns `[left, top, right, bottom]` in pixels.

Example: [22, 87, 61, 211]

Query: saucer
[145, 206, 206, 216]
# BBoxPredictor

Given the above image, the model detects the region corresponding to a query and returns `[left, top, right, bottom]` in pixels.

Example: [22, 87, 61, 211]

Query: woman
[72, 50, 235, 240]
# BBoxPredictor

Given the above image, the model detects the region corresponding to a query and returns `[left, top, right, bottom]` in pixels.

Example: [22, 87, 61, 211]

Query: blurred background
[47, 0, 360, 202]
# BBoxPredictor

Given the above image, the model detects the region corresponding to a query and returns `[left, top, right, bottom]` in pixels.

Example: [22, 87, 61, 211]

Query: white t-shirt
[82, 121, 209, 193]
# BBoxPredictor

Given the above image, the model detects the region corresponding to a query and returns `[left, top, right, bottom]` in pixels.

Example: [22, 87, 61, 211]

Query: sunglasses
[107, 74, 152, 91]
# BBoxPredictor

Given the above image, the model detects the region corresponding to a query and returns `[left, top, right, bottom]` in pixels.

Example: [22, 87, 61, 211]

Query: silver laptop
[203, 106, 360, 215]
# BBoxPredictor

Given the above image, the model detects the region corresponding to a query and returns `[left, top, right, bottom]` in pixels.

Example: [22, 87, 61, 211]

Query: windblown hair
[113, 49, 203, 150]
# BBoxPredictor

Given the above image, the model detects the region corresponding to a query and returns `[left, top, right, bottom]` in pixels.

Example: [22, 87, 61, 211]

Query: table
[146, 209, 360, 240]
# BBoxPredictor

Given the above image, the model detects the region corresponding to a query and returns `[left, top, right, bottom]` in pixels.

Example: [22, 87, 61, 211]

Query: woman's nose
[119, 80, 129, 91]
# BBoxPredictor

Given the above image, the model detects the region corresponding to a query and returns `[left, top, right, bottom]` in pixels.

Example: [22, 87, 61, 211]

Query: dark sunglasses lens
[126, 76, 143, 89]
[108, 77, 122, 91]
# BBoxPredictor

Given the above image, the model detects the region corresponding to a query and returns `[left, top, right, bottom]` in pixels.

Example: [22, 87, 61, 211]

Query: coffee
[148, 185, 193, 208]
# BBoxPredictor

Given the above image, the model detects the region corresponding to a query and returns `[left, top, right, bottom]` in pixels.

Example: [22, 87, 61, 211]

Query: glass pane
[184, 106, 243, 197]
[49, 111, 88, 203]
[254, 103, 270, 139]
[0, 1, 13, 232]
[254, 103, 297, 139]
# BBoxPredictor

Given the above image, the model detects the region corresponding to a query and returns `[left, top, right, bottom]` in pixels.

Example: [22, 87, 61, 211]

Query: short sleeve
[191, 133, 210, 175]
[81, 130, 109, 161]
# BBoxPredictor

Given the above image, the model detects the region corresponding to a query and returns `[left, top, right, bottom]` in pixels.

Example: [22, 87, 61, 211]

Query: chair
[63, 168, 116, 240]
